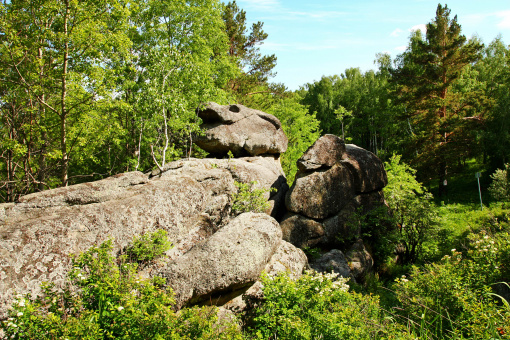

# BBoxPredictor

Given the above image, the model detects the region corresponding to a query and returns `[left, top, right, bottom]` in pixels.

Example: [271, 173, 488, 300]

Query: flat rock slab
[0, 172, 226, 317]
[158, 213, 282, 309]
[0, 156, 288, 317]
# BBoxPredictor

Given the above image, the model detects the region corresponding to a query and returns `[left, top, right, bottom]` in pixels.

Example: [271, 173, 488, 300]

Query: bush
[394, 232, 510, 339]
[247, 271, 414, 340]
[489, 164, 510, 202]
[384, 155, 438, 263]
[1, 238, 242, 339]
[231, 181, 274, 216]
[124, 229, 172, 263]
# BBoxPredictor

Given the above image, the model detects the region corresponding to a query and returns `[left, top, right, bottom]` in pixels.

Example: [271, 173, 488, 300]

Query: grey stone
[158, 212, 282, 309]
[344, 144, 388, 193]
[223, 240, 307, 313]
[285, 163, 355, 219]
[280, 213, 325, 248]
[195, 102, 288, 156]
[346, 239, 374, 282]
[0, 156, 288, 317]
[297, 134, 346, 172]
[309, 249, 352, 279]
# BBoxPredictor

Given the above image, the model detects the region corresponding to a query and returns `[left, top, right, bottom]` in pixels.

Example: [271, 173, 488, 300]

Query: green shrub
[124, 229, 172, 263]
[1, 238, 242, 340]
[384, 155, 438, 263]
[489, 164, 510, 202]
[247, 271, 414, 340]
[394, 232, 510, 339]
[231, 181, 274, 216]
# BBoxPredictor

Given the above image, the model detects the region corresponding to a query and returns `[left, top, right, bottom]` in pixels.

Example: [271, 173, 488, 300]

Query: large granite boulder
[346, 239, 374, 281]
[282, 134, 387, 248]
[158, 213, 282, 309]
[0, 156, 289, 317]
[308, 240, 374, 283]
[223, 240, 308, 313]
[285, 163, 355, 220]
[195, 102, 288, 157]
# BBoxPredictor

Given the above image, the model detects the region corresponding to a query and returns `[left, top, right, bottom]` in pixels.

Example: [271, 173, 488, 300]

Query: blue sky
[235, 0, 510, 90]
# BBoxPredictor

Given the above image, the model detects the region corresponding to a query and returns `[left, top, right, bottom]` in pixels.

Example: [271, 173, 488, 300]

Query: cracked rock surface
[0, 156, 289, 317]
[282, 134, 388, 247]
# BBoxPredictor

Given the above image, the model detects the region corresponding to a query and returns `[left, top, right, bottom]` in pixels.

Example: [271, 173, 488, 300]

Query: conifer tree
[222, 1, 283, 108]
[391, 4, 484, 196]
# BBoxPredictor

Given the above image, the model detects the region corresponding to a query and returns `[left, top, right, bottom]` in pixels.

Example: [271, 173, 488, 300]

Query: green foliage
[301, 247, 322, 260]
[394, 231, 510, 339]
[0, 0, 238, 200]
[300, 66, 396, 158]
[247, 271, 414, 340]
[231, 181, 274, 215]
[268, 95, 321, 183]
[1, 238, 242, 339]
[390, 4, 485, 195]
[489, 164, 510, 202]
[124, 230, 173, 263]
[221, 1, 282, 108]
[384, 155, 437, 263]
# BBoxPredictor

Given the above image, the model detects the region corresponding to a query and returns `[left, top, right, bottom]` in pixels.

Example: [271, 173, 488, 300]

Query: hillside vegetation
[1, 1, 510, 339]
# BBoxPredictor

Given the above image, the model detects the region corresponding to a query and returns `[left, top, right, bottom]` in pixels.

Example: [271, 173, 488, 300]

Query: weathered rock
[263, 240, 308, 279]
[283, 134, 388, 252]
[0, 156, 288, 317]
[343, 144, 387, 193]
[0, 172, 226, 317]
[223, 240, 307, 313]
[151, 156, 288, 219]
[322, 203, 359, 245]
[285, 163, 355, 219]
[297, 134, 346, 172]
[346, 239, 374, 282]
[280, 213, 325, 248]
[195, 102, 288, 156]
[309, 249, 352, 279]
[158, 213, 282, 309]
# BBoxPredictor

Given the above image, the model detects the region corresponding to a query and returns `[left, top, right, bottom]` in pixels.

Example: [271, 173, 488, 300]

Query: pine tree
[391, 4, 484, 196]
[222, 1, 282, 108]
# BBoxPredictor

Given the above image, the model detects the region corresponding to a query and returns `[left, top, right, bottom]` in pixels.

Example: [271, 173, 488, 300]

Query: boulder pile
[0, 103, 388, 317]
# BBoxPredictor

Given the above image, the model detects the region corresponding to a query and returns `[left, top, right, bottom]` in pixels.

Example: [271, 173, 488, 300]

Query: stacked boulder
[0, 104, 301, 317]
[281, 134, 388, 281]
[0, 103, 389, 316]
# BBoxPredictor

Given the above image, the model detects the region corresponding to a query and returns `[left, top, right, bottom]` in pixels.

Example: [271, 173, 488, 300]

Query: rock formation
[159, 212, 282, 309]
[0, 156, 291, 317]
[0, 104, 389, 318]
[281, 134, 387, 251]
[195, 102, 288, 157]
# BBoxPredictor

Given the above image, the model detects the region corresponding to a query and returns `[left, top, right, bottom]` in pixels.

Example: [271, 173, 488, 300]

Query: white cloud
[260, 41, 289, 52]
[409, 24, 427, 33]
[394, 45, 407, 52]
[390, 28, 403, 37]
[496, 10, 510, 29]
